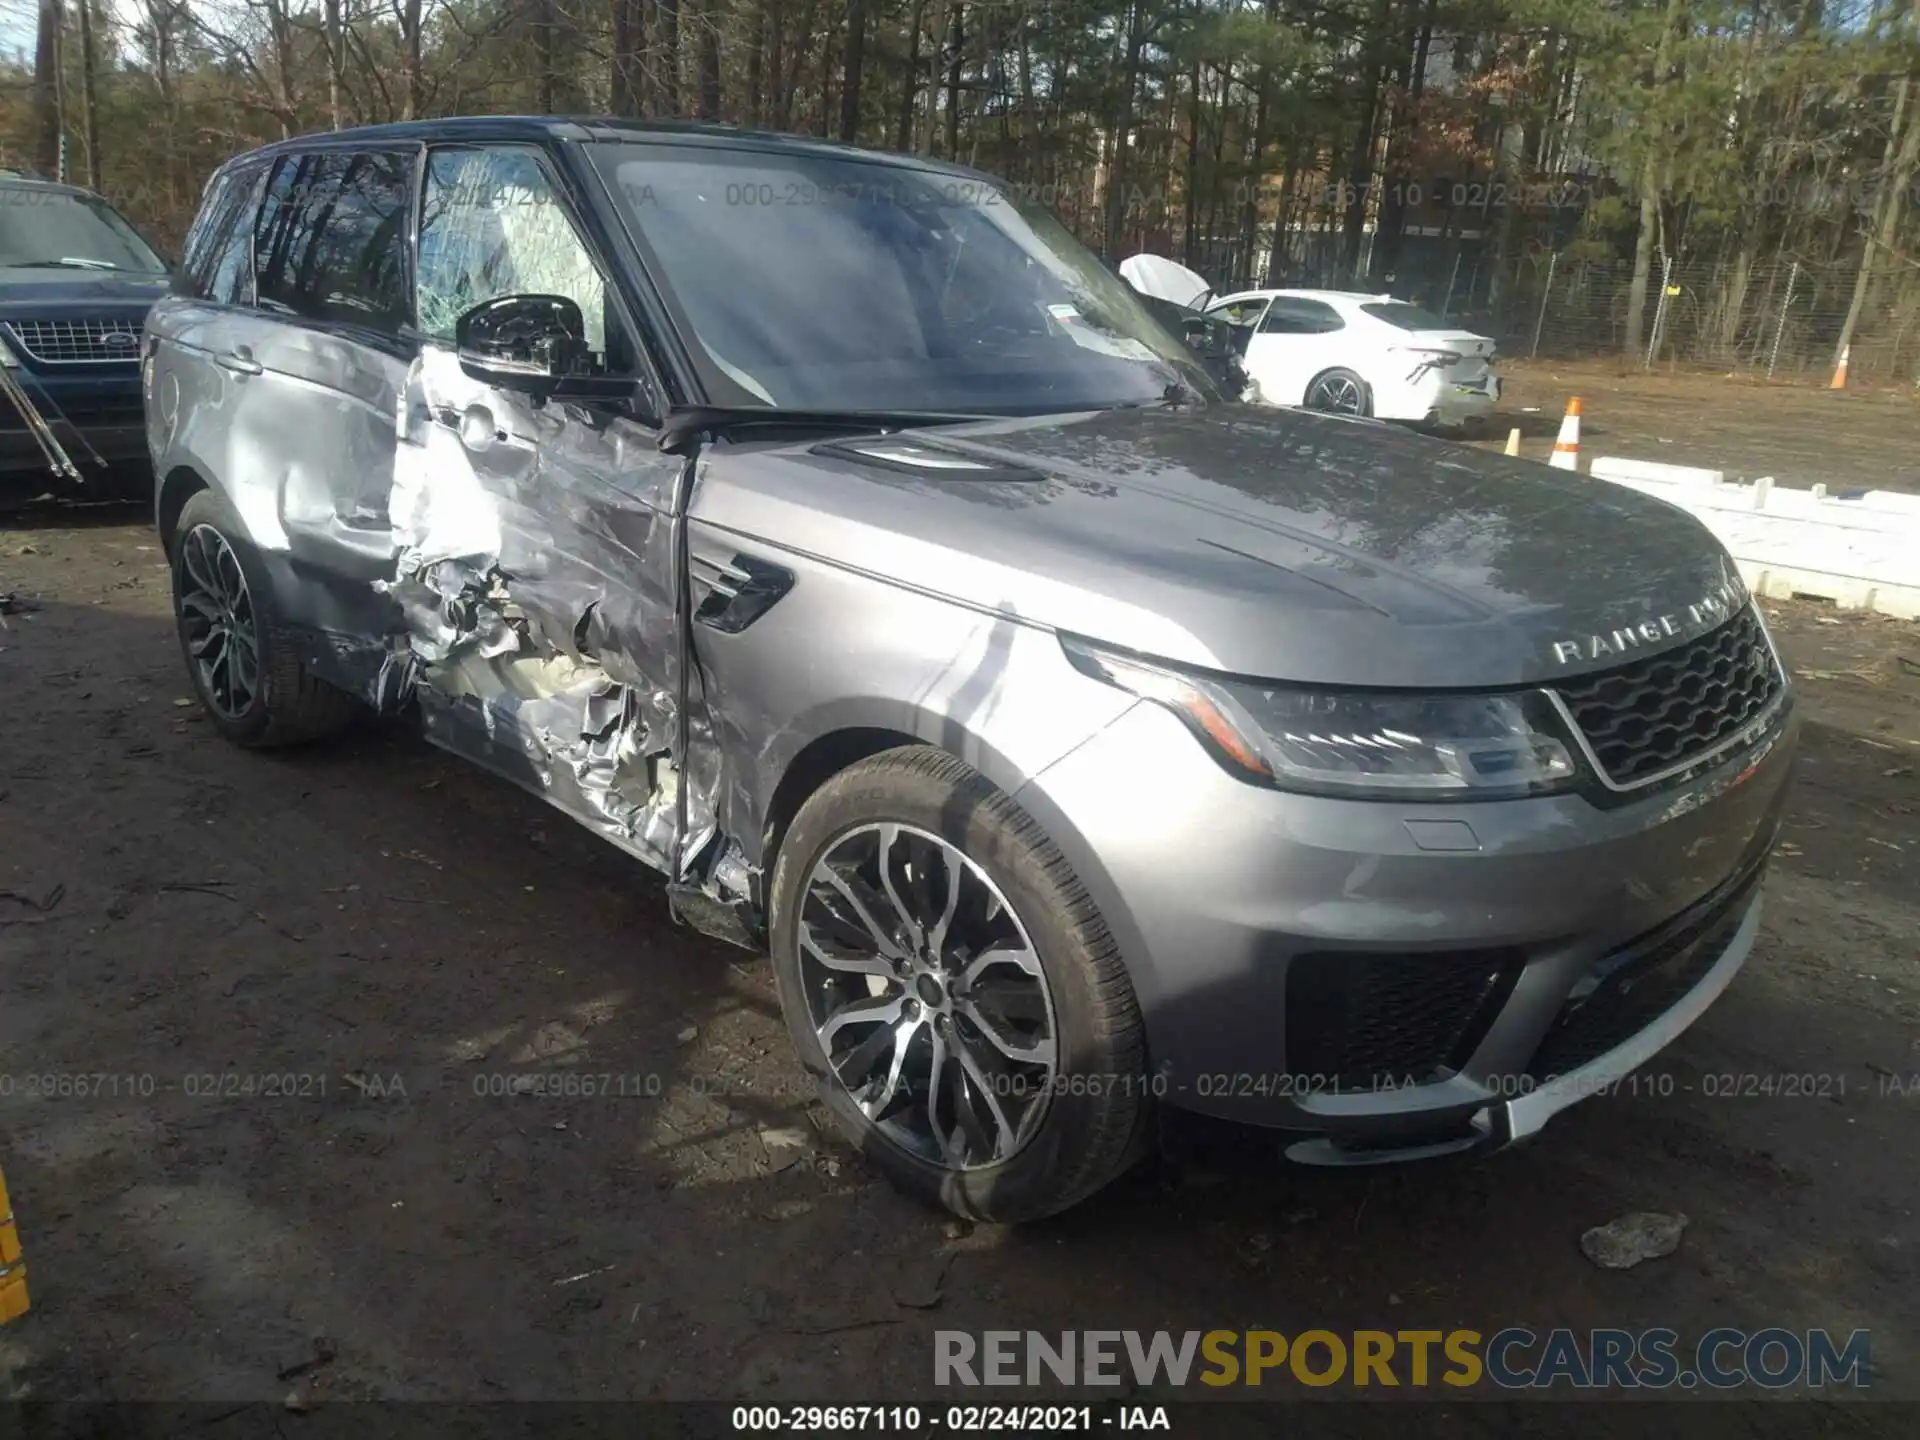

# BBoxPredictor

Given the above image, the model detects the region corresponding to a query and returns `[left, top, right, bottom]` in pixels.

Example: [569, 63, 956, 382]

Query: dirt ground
[1466, 359, 1920, 497]
[1, 494, 1918, 1432]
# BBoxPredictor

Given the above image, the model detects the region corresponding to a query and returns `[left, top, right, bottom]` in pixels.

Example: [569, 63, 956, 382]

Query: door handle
[216, 348, 262, 376]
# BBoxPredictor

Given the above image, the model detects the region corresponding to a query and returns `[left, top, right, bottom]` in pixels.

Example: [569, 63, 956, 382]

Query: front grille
[1286, 948, 1521, 1092]
[6, 318, 143, 366]
[1554, 607, 1783, 789]
[1526, 867, 1760, 1081]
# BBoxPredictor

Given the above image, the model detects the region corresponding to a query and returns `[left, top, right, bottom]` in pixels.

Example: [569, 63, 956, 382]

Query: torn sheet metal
[383, 347, 736, 899]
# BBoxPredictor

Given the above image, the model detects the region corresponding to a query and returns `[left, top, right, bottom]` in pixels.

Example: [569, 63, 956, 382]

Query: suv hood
[0, 271, 169, 318]
[697, 404, 1749, 689]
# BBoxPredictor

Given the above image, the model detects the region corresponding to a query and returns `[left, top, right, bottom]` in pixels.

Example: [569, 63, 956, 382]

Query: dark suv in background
[0, 171, 170, 501]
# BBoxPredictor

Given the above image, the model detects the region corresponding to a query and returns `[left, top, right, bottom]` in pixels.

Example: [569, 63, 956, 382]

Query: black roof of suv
[218, 115, 990, 180]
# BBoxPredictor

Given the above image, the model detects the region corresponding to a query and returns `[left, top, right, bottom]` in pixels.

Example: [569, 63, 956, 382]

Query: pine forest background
[4, 0, 1920, 379]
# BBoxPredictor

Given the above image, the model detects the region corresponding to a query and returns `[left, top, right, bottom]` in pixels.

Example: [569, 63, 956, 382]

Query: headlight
[0, 335, 17, 369]
[1062, 636, 1581, 800]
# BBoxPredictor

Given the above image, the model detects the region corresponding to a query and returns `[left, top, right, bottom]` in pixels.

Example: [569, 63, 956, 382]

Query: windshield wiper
[10, 257, 125, 271]
[658, 405, 993, 454]
[1103, 380, 1208, 413]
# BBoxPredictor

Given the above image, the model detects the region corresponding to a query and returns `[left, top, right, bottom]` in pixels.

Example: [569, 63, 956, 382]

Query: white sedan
[1201, 288, 1501, 427]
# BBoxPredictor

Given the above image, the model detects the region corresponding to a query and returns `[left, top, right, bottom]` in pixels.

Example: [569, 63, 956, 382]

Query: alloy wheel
[1306, 373, 1366, 414]
[177, 523, 260, 721]
[796, 822, 1059, 1170]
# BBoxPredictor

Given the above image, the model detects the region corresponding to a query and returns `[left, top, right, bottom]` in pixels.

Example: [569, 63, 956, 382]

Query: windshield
[587, 143, 1213, 414]
[0, 188, 167, 273]
[1360, 301, 1451, 331]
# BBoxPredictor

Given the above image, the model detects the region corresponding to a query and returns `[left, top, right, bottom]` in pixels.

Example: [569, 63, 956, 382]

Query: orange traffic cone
[0, 1164, 27, 1323]
[1504, 427, 1521, 456]
[1548, 397, 1582, 470]
[1830, 344, 1850, 390]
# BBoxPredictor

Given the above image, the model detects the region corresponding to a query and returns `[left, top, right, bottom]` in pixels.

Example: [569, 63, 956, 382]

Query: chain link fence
[1466, 254, 1920, 384]
[1248, 223, 1920, 383]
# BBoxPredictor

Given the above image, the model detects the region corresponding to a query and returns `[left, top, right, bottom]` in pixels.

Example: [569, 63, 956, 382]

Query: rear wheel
[769, 746, 1149, 1223]
[170, 487, 358, 748]
[1304, 367, 1372, 417]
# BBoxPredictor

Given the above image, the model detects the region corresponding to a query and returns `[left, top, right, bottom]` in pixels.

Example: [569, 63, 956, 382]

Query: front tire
[769, 746, 1148, 1223]
[1303, 367, 1373, 417]
[169, 487, 358, 748]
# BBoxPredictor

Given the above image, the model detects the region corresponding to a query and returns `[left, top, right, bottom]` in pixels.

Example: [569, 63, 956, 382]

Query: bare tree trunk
[1625, 0, 1684, 356]
[658, 0, 681, 116]
[1265, 148, 1301, 286]
[896, 0, 923, 150]
[33, 0, 63, 178]
[744, 0, 764, 125]
[1202, 62, 1232, 266]
[1718, 248, 1753, 354]
[267, 0, 298, 136]
[1101, 0, 1146, 259]
[144, 0, 179, 216]
[1836, 7, 1920, 371]
[325, 0, 344, 129]
[767, 0, 788, 128]
[77, 0, 100, 190]
[1181, 53, 1200, 266]
[1236, 0, 1282, 290]
[1017, 4, 1034, 122]
[612, 0, 643, 114]
[533, 0, 555, 112]
[917, 0, 952, 153]
[839, 0, 865, 142]
[1370, 0, 1437, 289]
[788, 0, 818, 130]
[943, 0, 964, 158]
[397, 0, 425, 119]
[1625, 168, 1662, 355]
[818, 19, 835, 133]
[697, 0, 721, 119]
[1337, 0, 1393, 284]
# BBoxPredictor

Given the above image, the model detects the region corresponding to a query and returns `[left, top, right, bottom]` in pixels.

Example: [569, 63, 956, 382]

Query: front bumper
[0, 365, 147, 485]
[1014, 691, 1797, 1155]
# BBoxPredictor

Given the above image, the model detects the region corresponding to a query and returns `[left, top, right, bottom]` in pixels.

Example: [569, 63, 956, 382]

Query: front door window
[415, 146, 621, 368]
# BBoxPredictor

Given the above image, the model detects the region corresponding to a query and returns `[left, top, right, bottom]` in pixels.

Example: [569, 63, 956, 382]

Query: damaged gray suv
[147, 118, 1798, 1222]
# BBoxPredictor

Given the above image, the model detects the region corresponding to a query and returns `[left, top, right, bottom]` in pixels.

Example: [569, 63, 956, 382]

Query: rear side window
[1261, 298, 1344, 334]
[1359, 301, 1448, 330]
[177, 163, 263, 306]
[176, 172, 236, 298]
[252, 149, 413, 333]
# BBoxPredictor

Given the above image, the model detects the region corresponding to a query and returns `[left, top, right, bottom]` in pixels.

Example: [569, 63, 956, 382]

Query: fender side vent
[692, 552, 794, 633]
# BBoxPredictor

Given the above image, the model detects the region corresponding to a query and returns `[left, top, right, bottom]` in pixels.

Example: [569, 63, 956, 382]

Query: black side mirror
[453, 293, 635, 407]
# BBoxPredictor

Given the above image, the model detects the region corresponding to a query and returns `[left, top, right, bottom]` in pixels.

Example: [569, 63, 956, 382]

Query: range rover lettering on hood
[1549, 578, 1749, 666]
